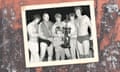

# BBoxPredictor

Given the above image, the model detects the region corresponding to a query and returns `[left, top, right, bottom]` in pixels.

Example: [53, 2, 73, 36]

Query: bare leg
[55, 47, 61, 60]
[33, 42, 40, 62]
[77, 41, 84, 58]
[83, 40, 90, 58]
[76, 44, 80, 58]
[47, 44, 53, 61]
[60, 48, 65, 60]
[29, 41, 39, 62]
[28, 41, 33, 62]
[70, 39, 77, 59]
[64, 48, 71, 59]
[40, 42, 47, 61]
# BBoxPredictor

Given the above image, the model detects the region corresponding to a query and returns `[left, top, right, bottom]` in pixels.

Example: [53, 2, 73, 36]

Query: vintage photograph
[21, 1, 99, 67]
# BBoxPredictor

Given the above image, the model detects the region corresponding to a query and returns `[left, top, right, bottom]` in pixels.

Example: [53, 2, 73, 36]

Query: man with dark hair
[38, 13, 53, 61]
[74, 7, 83, 12]
[67, 13, 78, 59]
[75, 7, 92, 58]
[27, 14, 40, 62]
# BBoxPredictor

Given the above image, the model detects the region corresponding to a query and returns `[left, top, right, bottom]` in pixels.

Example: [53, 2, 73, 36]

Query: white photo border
[21, 0, 99, 68]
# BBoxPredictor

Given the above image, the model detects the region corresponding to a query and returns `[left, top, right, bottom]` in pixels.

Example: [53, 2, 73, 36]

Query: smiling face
[33, 14, 40, 24]
[55, 13, 62, 22]
[69, 13, 75, 21]
[70, 16, 74, 20]
[75, 7, 82, 17]
[43, 13, 49, 22]
[56, 17, 61, 22]
[34, 18, 40, 24]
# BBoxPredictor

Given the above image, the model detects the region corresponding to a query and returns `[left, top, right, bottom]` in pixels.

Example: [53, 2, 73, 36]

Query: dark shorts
[77, 35, 89, 43]
[39, 38, 51, 46]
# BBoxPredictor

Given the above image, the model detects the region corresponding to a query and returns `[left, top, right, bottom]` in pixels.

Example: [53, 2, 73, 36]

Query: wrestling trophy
[61, 15, 71, 48]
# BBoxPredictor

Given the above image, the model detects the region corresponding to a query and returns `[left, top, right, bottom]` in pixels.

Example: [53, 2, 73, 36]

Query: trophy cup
[61, 15, 71, 48]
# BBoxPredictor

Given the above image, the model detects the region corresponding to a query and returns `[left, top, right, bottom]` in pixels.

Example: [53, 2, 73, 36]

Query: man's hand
[39, 35, 47, 40]
[48, 37, 53, 42]
[89, 36, 93, 40]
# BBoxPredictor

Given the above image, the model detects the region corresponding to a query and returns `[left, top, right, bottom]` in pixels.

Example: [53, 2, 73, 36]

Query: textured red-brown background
[1, 0, 120, 72]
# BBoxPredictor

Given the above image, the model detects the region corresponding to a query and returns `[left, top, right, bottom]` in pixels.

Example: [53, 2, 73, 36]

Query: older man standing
[39, 13, 53, 61]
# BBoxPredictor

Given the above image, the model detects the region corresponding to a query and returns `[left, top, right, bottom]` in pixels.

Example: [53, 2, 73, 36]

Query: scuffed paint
[1, 0, 120, 72]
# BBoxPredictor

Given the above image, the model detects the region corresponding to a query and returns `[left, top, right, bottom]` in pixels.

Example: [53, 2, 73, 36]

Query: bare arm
[68, 22, 77, 38]
[27, 23, 38, 37]
[85, 16, 93, 40]
[52, 24, 57, 37]
[38, 23, 47, 39]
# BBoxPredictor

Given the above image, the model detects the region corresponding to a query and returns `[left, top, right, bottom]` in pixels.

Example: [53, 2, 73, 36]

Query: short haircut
[74, 7, 82, 12]
[33, 14, 41, 19]
[43, 13, 49, 17]
[55, 13, 62, 18]
[69, 13, 75, 17]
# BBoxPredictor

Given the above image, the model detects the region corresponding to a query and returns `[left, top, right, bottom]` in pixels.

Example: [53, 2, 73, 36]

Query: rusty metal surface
[1, 0, 120, 72]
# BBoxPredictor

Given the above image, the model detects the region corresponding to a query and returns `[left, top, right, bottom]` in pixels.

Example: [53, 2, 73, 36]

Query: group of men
[27, 7, 92, 62]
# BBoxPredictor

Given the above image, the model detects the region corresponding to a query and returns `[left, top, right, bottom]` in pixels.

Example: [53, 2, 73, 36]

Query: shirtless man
[52, 13, 65, 60]
[67, 13, 78, 59]
[38, 13, 53, 61]
[27, 15, 40, 62]
[75, 7, 92, 58]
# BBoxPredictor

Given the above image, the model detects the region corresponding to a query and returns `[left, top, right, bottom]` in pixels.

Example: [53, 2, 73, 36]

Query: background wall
[26, 5, 90, 24]
[0, 0, 120, 72]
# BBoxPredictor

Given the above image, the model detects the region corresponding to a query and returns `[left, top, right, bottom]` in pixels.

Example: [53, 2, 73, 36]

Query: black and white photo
[21, 1, 99, 67]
